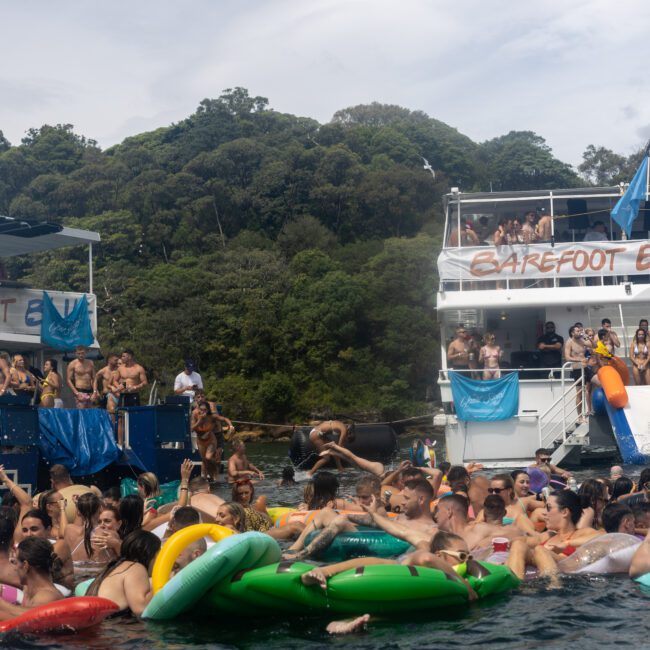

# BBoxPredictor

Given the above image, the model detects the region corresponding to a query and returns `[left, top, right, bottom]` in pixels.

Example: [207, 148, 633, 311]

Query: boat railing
[438, 367, 570, 381]
[537, 362, 585, 449]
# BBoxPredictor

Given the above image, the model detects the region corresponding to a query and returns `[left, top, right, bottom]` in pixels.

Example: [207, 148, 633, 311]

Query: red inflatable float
[0, 596, 118, 635]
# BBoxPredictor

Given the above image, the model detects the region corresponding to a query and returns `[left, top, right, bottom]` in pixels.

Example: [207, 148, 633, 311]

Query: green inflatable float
[208, 560, 520, 617]
[302, 527, 412, 561]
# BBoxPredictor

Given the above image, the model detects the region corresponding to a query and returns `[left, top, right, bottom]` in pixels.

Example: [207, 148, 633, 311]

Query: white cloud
[1, 0, 649, 169]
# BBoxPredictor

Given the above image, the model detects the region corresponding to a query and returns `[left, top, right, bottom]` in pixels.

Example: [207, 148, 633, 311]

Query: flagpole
[645, 139, 650, 201]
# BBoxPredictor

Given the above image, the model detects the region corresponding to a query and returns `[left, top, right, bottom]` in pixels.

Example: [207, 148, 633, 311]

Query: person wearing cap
[174, 360, 203, 399]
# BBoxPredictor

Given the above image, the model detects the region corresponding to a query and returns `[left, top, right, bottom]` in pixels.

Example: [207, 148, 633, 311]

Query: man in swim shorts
[94, 354, 121, 423]
[66, 346, 96, 408]
[117, 349, 147, 407]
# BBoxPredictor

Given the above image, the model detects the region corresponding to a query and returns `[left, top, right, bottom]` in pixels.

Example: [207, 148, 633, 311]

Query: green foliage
[0, 90, 587, 422]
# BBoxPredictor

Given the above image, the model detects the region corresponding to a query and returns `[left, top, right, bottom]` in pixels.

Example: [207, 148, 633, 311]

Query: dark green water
[4, 438, 650, 649]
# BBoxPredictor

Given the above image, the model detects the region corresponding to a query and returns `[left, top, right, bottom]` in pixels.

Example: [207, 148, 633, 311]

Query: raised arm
[362, 497, 430, 548]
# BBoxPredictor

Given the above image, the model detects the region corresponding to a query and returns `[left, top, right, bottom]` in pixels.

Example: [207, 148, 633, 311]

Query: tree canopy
[0, 88, 599, 421]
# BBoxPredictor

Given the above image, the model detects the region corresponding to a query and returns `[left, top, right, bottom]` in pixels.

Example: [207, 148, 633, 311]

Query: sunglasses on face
[439, 549, 472, 562]
[487, 487, 507, 494]
[539, 458, 551, 463]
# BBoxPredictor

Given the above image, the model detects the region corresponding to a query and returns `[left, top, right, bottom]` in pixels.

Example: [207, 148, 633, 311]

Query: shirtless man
[187, 476, 225, 520]
[94, 354, 121, 423]
[66, 346, 96, 408]
[118, 349, 148, 407]
[227, 440, 264, 482]
[536, 213, 553, 242]
[447, 326, 470, 372]
[0, 538, 62, 620]
[564, 325, 593, 421]
[528, 448, 571, 481]
[285, 478, 436, 560]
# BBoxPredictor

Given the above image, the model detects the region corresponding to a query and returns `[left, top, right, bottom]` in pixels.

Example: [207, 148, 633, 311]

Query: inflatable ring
[275, 509, 398, 528]
[266, 507, 296, 524]
[152, 523, 234, 593]
[0, 596, 118, 634]
[303, 527, 411, 561]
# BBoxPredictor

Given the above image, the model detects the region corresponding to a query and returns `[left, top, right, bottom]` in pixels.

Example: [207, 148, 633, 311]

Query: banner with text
[438, 240, 650, 281]
[450, 371, 519, 421]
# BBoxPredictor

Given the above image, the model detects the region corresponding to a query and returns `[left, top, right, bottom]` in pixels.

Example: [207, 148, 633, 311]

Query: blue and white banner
[40, 291, 93, 350]
[449, 372, 519, 421]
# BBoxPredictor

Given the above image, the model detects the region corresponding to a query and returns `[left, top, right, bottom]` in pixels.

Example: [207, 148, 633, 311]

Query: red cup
[492, 537, 509, 552]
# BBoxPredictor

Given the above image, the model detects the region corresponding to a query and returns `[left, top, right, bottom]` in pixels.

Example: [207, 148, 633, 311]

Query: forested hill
[0, 87, 612, 422]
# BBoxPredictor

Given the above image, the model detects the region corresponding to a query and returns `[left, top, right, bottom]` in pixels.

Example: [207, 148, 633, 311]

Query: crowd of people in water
[0, 429, 649, 634]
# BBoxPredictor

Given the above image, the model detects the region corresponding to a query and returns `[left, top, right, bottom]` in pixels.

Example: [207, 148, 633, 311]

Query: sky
[1, 0, 650, 170]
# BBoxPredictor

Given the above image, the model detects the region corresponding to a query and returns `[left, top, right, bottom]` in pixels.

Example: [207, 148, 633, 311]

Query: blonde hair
[137, 472, 160, 497]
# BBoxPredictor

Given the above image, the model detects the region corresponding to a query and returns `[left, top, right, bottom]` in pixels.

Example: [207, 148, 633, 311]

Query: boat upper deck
[437, 185, 650, 296]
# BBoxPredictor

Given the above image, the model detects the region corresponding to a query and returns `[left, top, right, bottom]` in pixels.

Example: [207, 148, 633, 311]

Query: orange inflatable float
[598, 365, 628, 409]
[275, 509, 398, 528]
[0, 596, 118, 635]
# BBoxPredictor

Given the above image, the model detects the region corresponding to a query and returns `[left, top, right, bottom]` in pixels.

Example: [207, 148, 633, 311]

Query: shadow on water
[4, 439, 650, 650]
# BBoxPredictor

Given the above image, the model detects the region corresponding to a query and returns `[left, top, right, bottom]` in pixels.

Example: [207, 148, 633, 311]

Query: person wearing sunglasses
[474, 475, 536, 534]
[528, 448, 571, 481]
[506, 490, 602, 582]
[0, 537, 62, 619]
[447, 326, 471, 372]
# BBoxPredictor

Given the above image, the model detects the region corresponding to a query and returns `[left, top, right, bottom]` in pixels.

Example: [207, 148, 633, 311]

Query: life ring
[144, 531, 280, 621]
[556, 533, 641, 574]
[208, 560, 519, 616]
[266, 507, 296, 524]
[151, 523, 234, 593]
[0, 596, 118, 634]
[302, 527, 411, 561]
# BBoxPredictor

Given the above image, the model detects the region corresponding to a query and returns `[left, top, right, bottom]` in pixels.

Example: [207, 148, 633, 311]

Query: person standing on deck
[94, 354, 122, 424]
[66, 346, 96, 408]
[447, 326, 470, 372]
[118, 350, 147, 408]
[564, 325, 592, 422]
[537, 322, 564, 375]
[174, 360, 203, 400]
[601, 318, 620, 351]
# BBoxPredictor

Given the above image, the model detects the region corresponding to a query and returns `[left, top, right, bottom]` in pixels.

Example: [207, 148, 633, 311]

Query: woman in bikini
[506, 490, 602, 581]
[63, 492, 102, 562]
[630, 328, 650, 385]
[39, 359, 62, 408]
[9, 355, 36, 400]
[191, 401, 221, 481]
[479, 333, 502, 380]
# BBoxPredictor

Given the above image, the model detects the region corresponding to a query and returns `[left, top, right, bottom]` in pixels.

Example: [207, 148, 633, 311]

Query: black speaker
[643, 201, 650, 231]
[567, 199, 589, 230]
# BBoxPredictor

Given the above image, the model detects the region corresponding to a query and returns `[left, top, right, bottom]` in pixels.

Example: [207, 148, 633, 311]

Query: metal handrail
[439, 367, 567, 381]
[538, 362, 585, 448]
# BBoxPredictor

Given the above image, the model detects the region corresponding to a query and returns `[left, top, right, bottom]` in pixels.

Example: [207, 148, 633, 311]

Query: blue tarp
[38, 409, 121, 475]
[450, 372, 519, 421]
[40, 291, 93, 350]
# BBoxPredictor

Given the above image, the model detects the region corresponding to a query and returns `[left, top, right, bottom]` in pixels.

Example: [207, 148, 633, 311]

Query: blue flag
[611, 156, 649, 237]
[449, 372, 519, 421]
[40, 291, 94, 350]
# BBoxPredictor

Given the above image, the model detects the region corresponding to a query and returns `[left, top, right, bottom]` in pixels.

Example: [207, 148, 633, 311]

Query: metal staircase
[538, 364, 590, 465]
